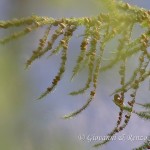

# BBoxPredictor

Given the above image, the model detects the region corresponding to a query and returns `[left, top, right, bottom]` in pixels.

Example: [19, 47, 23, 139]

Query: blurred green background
[0, 0, 150, 150]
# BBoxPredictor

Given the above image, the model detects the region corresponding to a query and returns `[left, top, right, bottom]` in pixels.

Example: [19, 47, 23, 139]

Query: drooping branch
[0, 1, 150, 149]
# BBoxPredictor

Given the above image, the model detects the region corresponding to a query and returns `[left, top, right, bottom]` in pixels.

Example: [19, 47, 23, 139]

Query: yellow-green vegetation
[0, 1, 150, 149]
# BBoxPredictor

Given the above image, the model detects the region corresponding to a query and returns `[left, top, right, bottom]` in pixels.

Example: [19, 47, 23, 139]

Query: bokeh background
[0, 0, 150, 150]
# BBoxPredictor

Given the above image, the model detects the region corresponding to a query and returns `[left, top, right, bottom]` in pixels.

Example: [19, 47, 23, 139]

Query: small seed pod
[140, 69, 145, 74]
[81, 39, 88, 48]
[97, 21, 102, 26]
[65, 30, 73, 36]
[117, 120, 120, 124]
[128, 101, 132, 106]
[146, 145, 150, 149]
[84, 18, 90, 24]
[87, 18, 92, 25]
[55, 75, 60, 81]
[60, 40, 66, 45]
[47, 87, 52, 92]
[77, 56, 83, 62]
[90, 91, 95, 96]
[61, 55, 67, 60]
[132, 83, 139, 89]
[60, 67, 65, 73]
[143, 49, 148, 56]
[48, 42, 52, 48]
[39, 39, 44, 44]
[113, 94, 123, 107]
[26, 60, 31, 66]
[140, 39, 144, 43]
[128, 101, 133, 107]
[62, 44, 68, 49]
[134, 80, 139, 84]
[53, 20, 59, 26]
[90, 55, 95, 61]
[52, 80, 57, 85]
[143, 12, 148, 18]
[34, 21, 40, 27]
[126, 3, 130, 9]
[32, 50, 37, 54]
[130, 94, 135, 97]
[52, 33, 58, 39]
[119, 127, 123, 131]
[140, 76, 144, 81]
[124, 119, 129, 124]
[115, 129, 119, 132]
[114, 94, 120, 101]
[141, 34, 146, 40]
[25, 27, 32, 32]
[125, 115, 130, 119]
[119, 112, 122, 116]
[142, 41, 147, 47]
[61, 18, 65, 23]
[148, 10, 150, 15]
[139, 56, 144, 62]
[141, 14, 146, 20]
[93, 74, 98, 83]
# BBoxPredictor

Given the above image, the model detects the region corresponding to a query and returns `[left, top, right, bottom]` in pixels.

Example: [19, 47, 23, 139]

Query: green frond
[1, 1, 150, 148]
[71, 27, 90, 80]
[41, 26, 65, 55]
[26, 25, 51, 68]
[94, 108, 125, 147]
[37, 26, 76, 100]
[135, 102, 150, 109]
[48, 45, 62, 57]
[0, 15, 50, 28]
[134, 111, 150, 120]
[37, 47, 67, 100]
[0, 25, 37, 44]
[69, 66, 92, 95]
[70, 26, 100, 95]
[133, 136, 150, 150]
[94, 127, 117, 147]
[63, 95, 93, 119]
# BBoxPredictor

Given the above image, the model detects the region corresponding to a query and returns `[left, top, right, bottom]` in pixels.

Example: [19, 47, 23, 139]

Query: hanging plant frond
[0, 0, 150, 149]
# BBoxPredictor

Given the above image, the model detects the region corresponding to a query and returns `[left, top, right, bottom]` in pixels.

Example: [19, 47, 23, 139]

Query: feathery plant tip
[0, 0, 150, 149]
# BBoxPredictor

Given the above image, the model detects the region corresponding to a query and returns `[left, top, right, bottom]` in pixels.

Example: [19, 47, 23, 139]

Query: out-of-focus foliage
[0, 0, 150, 150]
